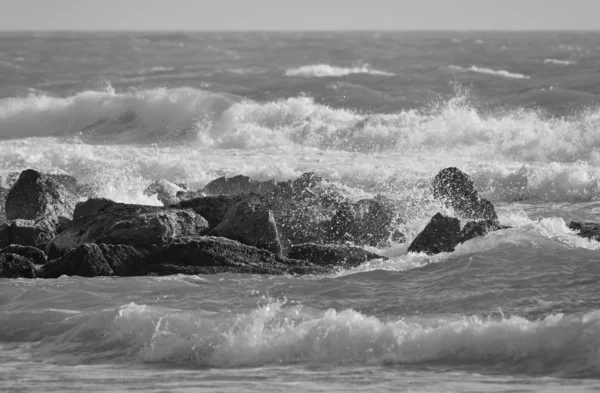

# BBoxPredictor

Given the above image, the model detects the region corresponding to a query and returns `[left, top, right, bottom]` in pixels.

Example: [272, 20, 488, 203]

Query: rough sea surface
[1, 31, 600, 392]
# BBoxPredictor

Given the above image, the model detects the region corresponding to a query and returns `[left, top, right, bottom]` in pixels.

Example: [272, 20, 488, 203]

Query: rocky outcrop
[1, 245, 47, 265]
[288, 243, 384, 268]
[432, 167, 497, 221]
[42, 244, 113, 278]
[0, 216, 67, 249]
[5, 169, 79, 221]
[172, 195, 242, 229]
[202, 175, 259, 196]
[209, 194, 282, 255]
[48, 201, 209, 254]
[98, 244, 148, 276]
[568, 221, 600, 242]
[0, 253, 36, 278]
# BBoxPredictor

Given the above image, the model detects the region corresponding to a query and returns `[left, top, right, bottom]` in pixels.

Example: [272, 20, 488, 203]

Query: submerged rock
[42, 243, 113, 278]
[568, 221, 600, 242]
[432, 167, 497, 221]
[49, 200, 209, 254]
[209, 194, 282, 255]
[0, 253, 36, 279]
[288, 243, 384, 268]
[5, 169, 79, 221]
[408, 213, 461, 255]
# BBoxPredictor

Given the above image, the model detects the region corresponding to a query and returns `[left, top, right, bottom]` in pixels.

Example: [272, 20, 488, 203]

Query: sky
[0, 0, 598, 31]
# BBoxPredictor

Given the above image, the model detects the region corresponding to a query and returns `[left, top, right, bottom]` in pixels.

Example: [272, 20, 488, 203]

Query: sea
[1, 31, 600, 392]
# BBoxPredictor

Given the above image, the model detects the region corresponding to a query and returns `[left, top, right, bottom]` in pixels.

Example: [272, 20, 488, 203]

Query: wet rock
[202, 175, 259, 196]
[98, 244, 149, 277]
[0, 253, 36, 278]
[0, 187, 8, 224]
[42, 244, 113, 278]
[144, 236, 327, 275]
[407, 213, 461, 255]
[273, 199, 330, 246]
[0, 216, 66, 249]
[72, 198, 116, 220]
[143, 180, 187, 206]
[1, 244, 47, 265]
[432, 167, 497, 221]
[172, 195, 242, 229]
[49, 201, 209, 254]
[5, 169, 79, 220]
[288, 243, 384, 268]
[568, 221, 600, 242]
[459, 220, 508, 243]
[210, 194, 282, 255]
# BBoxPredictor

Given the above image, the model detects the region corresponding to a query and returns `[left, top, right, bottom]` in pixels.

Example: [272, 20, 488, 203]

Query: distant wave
[285, 64, 394, 77]
[449, 65, 530, 80]
[543, 58, 576, 66]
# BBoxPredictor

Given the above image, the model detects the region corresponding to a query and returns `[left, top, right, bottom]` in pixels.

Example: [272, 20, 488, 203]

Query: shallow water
[1, 31, 600, 391]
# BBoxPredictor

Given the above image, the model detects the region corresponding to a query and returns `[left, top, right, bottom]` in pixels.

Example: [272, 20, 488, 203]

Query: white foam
[449, 65, 530, 79]
[543, 59, 576, 66]
[285, 64, 394, 77]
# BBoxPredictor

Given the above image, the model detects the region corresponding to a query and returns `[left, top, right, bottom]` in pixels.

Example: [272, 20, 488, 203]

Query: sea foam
[285, 64, 394, 77]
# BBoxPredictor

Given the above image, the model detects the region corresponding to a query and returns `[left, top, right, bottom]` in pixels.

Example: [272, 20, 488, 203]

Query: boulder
[432, 167, 497, 221]
[273, 199, 330, 246]
[210, 194, 282, 255]
[0, 253, 36, 278]
[42, 243, 113, 278]
[0, 187, 8, 224]
[72, 198, 116, 220]
[48, 201, 209, 254]
[459, 220, 508, 243]
[568, 221, 600, 242]
[5, 169, 79, 220]
[202, 175, 259, 196]
[0, 216, 66, 249]
[98, 244, 149, 276]
[143, 179, 187, 206]
[288, 243, 384, 268]
[1, 245, 46, 265]
[172, 195, 242, 229]
[407, 213, 461, 255]
[144, 236, 326, 275]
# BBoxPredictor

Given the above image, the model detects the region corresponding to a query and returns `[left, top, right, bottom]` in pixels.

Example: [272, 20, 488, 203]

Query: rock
[172, 195, 242, 229]
[98, 244, 148, 276]
[568, 221, 600, 242]
[210, 194, 282, 255]
[325, 195, 404, 247]
[1, 245, 46, 265]
[42, 244, 113, 278]
[144, 236, 326, 275]
[273, 199, 330, 246]
[202, 175, 259, 196]
[49, 201, 209, 254]
[0, 216, 65, 249]
[72, 198, 116, 220]
[0, 187, 8, 224]
[407, 213, 461, 255]
[5, 169, 79, 220]
[288, 243, 384, 268]
[143, 180, 186, 206]
[0, 253, 36, 278]
[432, 167, 497, 221]
[459, 220, 508, 243]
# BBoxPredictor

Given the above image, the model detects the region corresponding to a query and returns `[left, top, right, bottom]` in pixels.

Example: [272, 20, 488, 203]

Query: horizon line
[0, 28, 599, 33]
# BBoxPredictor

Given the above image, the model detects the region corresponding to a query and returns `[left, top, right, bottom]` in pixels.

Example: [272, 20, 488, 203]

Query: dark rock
[210, 194, 282, 255]
[0, 187, 8, 224]
[568, 221, 600, 242]
[49, 201, 209, 254]
[42, 243, 113, 278]
[172, 195, 242, 229]
[273, 199, 330, 246]
[459, 220, 508, 243]
[98, 244, 149, 276]
[202, 175, 259, 196]
[1, 245, 46, 265]
[0, 253, 36, 278]
[408, 213, 461, 255]
[1, 216, 65, 249]
[288, 243, 384, 268]
[145, 236, 326, 275]
[5, 169, 79, 220]
[72, 198, 117, 220]
[432, 167, 497, 221]
[143, 180, 187, 206]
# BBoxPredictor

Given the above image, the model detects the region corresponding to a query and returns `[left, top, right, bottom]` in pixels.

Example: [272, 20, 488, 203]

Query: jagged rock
[408, 213, 461, 255]
[98, 244, 149, 276]
[42, 243, 113, 278]
[144, 236, 327, 275]
[210, 194, 282, 255]
[5, 172, 94, 197]
[172, 195, 242, 229]
[273, 199, 330, 246]
[0, 187, 8, 224]
[432, 167, 497, 221]
[0, 253, 36, 278]
[325, 195, 404, 246]
[143, 180, 186, 206]
[288, 243, 384, 268]
[5, 169, 79, 220]
[72, 198, 116, 220]
[202, 175, 259, 195]
[49, 201, 209, 254]
[1, 245, 46, 265]
[459, 220, 508, 243]
[568, 221, 600, 242]
[0, 216, 66, 249]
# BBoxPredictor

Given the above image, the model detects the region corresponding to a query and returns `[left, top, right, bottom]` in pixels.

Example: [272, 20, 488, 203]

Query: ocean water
[1, 31, 600, 392]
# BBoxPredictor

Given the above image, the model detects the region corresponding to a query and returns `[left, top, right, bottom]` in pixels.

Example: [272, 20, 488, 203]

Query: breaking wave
[544, 59, 576, 66]
[449, 65, 531, 80]
[285, 64, 394, 77]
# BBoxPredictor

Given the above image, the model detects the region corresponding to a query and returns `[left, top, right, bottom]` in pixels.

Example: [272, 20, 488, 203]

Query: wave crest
[449, 65, 530, 80]
[285, 64, 394, 77]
